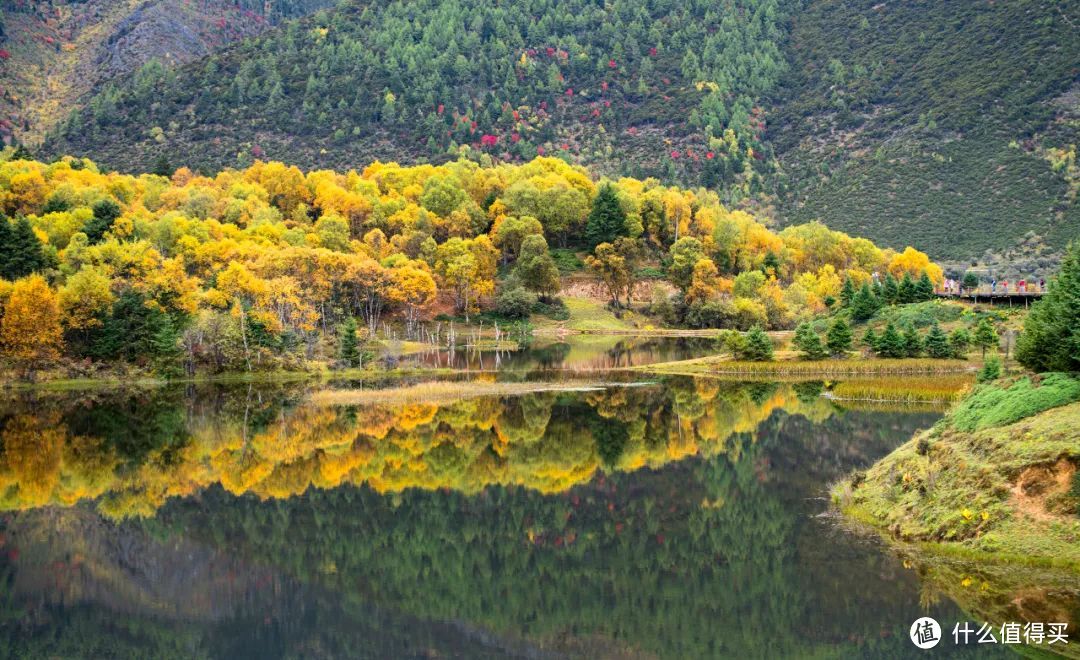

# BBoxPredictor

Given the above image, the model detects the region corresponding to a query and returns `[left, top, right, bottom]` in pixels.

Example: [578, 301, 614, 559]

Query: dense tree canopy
[0, 154, 940, 374]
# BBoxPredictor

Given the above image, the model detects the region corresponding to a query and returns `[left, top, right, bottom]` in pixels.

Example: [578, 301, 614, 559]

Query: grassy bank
[834, 374, 1080, 571]
[632, 354, 978, 377]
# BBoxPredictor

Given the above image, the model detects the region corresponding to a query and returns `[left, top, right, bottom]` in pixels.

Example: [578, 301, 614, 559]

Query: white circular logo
[910, 617, 942, 649]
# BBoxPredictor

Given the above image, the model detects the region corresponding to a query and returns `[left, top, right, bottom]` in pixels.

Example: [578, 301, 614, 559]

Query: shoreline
[832, 382, 1080, 574]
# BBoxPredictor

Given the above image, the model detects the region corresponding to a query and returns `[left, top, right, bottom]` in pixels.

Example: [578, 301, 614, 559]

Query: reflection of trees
[0, 508, 544, 659]
[0, 382, 951, 658]
[0, 378, 840, 518]
[152, 406, 937, 658]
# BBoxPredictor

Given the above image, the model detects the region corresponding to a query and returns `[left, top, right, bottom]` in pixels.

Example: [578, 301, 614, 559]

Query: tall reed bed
[709, 359, 977, 377]
[310, 380, 610, 406]
[828, 375, 974, 404]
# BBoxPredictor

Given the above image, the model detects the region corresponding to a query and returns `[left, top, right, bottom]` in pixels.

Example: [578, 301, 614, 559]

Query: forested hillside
[44, 0, 789, 208]
[770, 0, 1080, 264]
[0, 0, 335, 144]
[15, 0, 1080, 265]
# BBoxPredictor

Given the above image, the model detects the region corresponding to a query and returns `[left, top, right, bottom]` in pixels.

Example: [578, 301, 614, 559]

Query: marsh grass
[829, 375, 974, 404]
[636, 354, 976, 377]
[310, 380, 613, 406]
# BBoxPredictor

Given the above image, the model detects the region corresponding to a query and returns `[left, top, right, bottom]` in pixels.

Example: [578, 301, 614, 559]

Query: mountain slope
[769, 0, 1080, 264]
[0, 0, 335, 145]
[43, 0, 789, 205]
[24, 0, 1080, 265]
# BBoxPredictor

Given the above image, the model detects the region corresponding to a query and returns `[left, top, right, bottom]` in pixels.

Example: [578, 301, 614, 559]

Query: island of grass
[833, 373, 1080, 571]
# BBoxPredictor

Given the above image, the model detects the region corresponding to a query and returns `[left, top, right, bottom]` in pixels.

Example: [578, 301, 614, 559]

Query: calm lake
[401, 335, 718, 373]
[0, 376, 1076, 658]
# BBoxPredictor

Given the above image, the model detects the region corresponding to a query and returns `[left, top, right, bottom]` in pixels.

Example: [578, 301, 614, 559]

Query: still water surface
[402, 335, 717, 372]
[0, 375, 1076, 658]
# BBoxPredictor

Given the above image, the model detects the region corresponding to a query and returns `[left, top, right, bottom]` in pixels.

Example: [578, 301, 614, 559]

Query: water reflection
[404, 335, 718, 372]
[0, 380, 1073, 658]
[0, 378, 861, 518]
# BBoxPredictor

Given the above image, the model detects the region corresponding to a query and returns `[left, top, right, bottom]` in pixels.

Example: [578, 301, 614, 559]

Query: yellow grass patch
[309, 379, 611, 406]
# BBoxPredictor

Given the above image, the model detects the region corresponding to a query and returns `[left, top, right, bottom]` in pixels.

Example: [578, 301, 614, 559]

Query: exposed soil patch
[1010, 458, 1076, 523]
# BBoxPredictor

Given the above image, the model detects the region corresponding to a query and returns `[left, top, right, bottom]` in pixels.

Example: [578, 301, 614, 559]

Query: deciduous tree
[1, 275, 64, 375]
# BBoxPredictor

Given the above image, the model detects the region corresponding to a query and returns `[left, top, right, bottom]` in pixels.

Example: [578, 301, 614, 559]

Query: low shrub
[945, 373, 1080, 432]
[549, 249, 584, 274]
[872, 301, 963, 329]
[533, 298, 570, 320]
[495, 287, 536, 320]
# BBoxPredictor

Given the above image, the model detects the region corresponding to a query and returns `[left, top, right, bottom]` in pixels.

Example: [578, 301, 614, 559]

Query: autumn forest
[0, 0, 1077, 656]
[0, 154, 941, 378]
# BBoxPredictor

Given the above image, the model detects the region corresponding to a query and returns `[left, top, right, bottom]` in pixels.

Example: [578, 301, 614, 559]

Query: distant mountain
[18, 0, 1080, 263]
[0, 0, 334, 144]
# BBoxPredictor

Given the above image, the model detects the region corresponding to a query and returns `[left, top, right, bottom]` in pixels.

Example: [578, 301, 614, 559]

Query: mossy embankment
[834, 373, 1080, 571]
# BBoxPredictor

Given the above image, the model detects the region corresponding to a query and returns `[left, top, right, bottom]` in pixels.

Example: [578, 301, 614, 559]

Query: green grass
[829, 375, 973, 404]
[945, 372, 1080, 432]
[532, 296, 641, 333]
[550, 249, 585, 274]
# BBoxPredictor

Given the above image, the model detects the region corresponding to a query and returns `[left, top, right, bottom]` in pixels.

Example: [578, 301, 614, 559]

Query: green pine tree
[6, 216, 45, 279]
[839, 277, 855, 307]
[151, 314, 184, 377]
[740, 325, 774, 361]
[826, 318, 853, 357]
[861, 326, 879, 353]
[916, 272, 935, 300]
[585, 182, 627, 248]
[762, 251, 781, 277]
[793, 321, 827, 360]
[339, 317, 361, 368]
[902, 324, 923, 357]
[972, 317, 998, 359]
[86, 199, 122, 244]
[924, 322, 952, 358]
[898, 273, 916, 304]
[1016, 242, 1080, 372]
[876, 323, 906, 358]
[850, 283, 880, 321]
[977, 355, 1002, 383]
[0, 215, 12, 279]
[949, 327, 970, 359]
[882, 274, 898, 304]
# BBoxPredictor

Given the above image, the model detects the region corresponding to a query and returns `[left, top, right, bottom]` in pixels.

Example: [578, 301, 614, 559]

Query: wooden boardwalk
[935, 291, 1044, 306]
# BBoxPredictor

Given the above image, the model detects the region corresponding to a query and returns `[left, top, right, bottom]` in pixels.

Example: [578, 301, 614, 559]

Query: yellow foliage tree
[1, 275, 64, 375]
